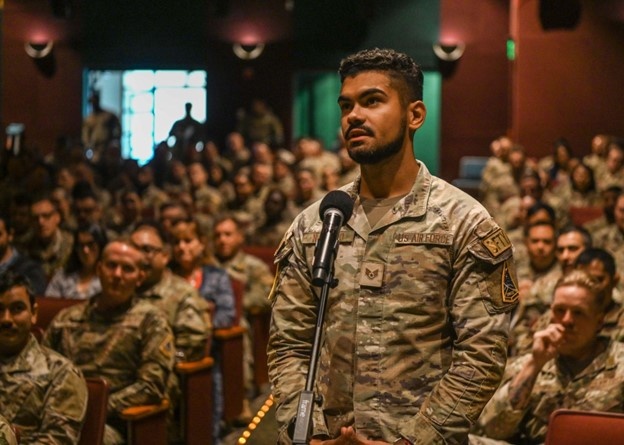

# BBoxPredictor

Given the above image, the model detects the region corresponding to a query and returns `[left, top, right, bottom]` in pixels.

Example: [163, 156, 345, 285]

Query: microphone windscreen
[319, 190, 354, 223]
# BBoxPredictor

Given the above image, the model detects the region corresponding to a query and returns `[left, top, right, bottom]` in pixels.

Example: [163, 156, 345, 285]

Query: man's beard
[346, 118, 407, 165]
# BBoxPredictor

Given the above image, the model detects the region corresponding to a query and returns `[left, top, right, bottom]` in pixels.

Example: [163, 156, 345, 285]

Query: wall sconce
[233, 43, 265, 60]
[432, 41, 465, 62]
[24, 41, 55, 59]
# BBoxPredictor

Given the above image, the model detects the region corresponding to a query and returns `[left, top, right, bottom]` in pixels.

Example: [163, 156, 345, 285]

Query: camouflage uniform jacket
[593, 224, 624, 253]
[25, 229, 73, 280]
[216, 251, 273, 312]
[268, 162, 518, 445]
[42, 296, 175, 416]
[478, 338, 624, 443]
[0, 335, 87, 444]
[138, 270, 212, 361]
[0, 414, 17, 445]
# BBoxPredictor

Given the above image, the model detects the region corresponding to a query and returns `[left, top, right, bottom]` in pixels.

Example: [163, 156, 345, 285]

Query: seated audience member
[107, 189, 144, 239]
[169, 218, 235, 443]
[506, 201, 557, 269]
[248, 187, 295, 247]
[170, 219, 235, 329]
[212, 215, 273, 421]
[292, 166, 326, 213]
[187, 161, 224, 217]
[583, 133, 610, 174]
[45, 224, 107, 299]
[584, 185, 622, 233]
[510, 225, 591, 356]
[0, 414, 18, 445]
[24, 194, 74, 281]
[564, 161, 601, 208]
[593, 190, 624, 252]
[159, 201, 190, 237]
[131, 223, 211, 362]
[43, 239, 175, 445]
[537, 137, 575, 192]
[514, 248, 624, 357]
[71, 180, 106, 229]
[0, 213, 46, 295]
[0, 272, 88, 444]
[475, 270, 624, 444]
[596, 138, 624, 192]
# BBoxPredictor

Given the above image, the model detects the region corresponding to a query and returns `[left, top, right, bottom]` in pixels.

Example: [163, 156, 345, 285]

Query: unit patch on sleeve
[501, 260, 519, 304]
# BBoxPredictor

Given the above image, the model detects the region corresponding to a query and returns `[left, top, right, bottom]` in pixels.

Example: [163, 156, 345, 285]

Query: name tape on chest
[394, 232, 453, 246]
[302, 230, 355, 245]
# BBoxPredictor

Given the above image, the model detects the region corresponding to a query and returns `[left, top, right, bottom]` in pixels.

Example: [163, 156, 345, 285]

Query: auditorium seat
[81, 377, 109, 445]
[35, 296, 83, 330]
[545, 409, 624, 445]
[568, 206, 603, 226]
[175, 356, 215, 445]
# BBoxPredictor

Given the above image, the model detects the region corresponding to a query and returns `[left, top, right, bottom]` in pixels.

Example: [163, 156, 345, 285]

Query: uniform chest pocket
[384, 237, 453, 307]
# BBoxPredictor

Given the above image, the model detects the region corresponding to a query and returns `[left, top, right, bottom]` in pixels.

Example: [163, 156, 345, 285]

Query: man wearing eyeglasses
[24, 194, 73, 281]
[131, 223, 212, 362]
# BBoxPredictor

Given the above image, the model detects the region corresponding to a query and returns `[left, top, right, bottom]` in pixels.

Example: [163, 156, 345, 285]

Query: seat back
[35, 296, 83, 330]
[80, 377, 109, 445]
[242, 245, 277, 274]
[568, 206, 603, 226]
[545, 409, 624, 445]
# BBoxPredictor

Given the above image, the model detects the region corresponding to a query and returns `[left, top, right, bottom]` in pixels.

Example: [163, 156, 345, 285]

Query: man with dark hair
[24, 194, 73, 280]
[0, 213, 46, 295]
[0, 271, 87, 444]
[131, 223, 211, 362]
[268, 48, 518, 444]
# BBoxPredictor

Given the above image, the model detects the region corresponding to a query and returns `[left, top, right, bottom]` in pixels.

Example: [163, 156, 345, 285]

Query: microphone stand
[291, 260, 336, 445]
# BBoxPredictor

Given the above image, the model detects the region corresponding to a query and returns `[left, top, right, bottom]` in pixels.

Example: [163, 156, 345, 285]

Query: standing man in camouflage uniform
[43, 239, 175, 445]
[267, 48, 518, 445]
[131, 223, 212, 362]
[476, 270, 624, 444]
[0, 272, 87, 444]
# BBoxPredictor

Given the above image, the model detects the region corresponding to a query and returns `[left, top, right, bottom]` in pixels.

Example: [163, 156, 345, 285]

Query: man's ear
[407, 100, 427, 133]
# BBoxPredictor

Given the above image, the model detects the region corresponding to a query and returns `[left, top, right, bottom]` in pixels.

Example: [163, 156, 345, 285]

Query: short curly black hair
[338, 48, 424, 104]
[0, 271, 35, 307]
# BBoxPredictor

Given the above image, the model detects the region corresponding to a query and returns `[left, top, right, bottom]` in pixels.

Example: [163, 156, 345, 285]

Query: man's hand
[532, 323, 564, 369]
[310, 427, 391, 445]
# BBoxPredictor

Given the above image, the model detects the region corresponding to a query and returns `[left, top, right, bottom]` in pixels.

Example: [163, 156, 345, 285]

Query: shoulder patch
[159, 333, 174, 359]
[501, 261, 519, 304]
[482, 229, 512, 257]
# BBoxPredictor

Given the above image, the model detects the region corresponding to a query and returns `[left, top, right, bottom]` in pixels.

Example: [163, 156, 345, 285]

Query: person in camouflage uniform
[513, 226, 591, 337]
[43, 240, 175, 445]
[476, 270, 624, 444]
[213, 214, 274, 420]
[0, 414, 17, 445]
[267, 48, 518, 445]
[0, 272, 87, 445]
[513, 248, 624, 357]
[24, 195, 73, 281]
[131, 223, 211, 362]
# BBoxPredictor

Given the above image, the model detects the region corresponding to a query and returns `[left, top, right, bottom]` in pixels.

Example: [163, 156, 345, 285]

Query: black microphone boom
[311, 190, 354, 287]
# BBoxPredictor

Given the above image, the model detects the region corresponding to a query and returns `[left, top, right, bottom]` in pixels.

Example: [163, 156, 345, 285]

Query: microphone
[311, 190, 354, 287]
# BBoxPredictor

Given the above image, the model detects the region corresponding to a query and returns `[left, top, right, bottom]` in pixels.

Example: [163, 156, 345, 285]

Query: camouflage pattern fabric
[0, 335, 87, 445]
[42, 296, 174, 416]
[138, 270, 211, 361]
[477, 338, 624, 443]
[268, 162, 518, 444]
[0, 414, 17, 445]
